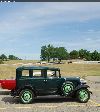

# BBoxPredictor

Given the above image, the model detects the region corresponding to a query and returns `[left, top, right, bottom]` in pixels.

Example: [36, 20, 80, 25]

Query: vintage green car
[11, 66, 92, 104]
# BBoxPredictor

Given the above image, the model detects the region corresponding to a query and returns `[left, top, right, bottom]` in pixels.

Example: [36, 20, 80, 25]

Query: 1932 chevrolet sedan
[1, 66, 92, 104]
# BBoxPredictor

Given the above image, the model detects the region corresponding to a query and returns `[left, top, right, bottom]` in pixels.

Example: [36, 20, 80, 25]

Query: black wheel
[61, 81, 74, 96]
[76, 88, 90, 103]
[19, 89, 34, 104]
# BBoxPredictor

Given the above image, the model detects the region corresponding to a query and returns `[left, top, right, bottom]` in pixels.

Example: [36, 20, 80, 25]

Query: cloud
[1, 2, 100, 34]
[0, 3, 100, 59]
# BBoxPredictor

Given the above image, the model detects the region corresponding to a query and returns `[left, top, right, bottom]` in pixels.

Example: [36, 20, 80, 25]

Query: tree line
[40, 44, 100, 62]
[0, 54, 21, 61]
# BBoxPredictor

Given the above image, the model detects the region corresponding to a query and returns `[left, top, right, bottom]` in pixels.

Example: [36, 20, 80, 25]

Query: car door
[17, 70, 46, 94]
[29, 70, 47, 94]
[44, 77, 60, 94]
[43, 70, 64, 94]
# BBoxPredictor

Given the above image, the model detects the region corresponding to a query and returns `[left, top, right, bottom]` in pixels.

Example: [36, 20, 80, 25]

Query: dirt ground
[0, 76, 99, 112]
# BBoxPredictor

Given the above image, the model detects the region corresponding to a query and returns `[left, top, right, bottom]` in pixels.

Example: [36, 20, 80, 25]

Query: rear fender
[16, 85, 37, 96]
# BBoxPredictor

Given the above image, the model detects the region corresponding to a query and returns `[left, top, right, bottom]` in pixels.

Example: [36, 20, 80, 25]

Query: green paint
[21, 91, 32, 103]
[79, 90, 88, 101]
[63, 83, 74, 94]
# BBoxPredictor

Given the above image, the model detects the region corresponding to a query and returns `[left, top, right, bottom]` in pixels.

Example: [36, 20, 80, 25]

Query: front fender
[74, 84, 90, 91]
[69, 84, 92, 96]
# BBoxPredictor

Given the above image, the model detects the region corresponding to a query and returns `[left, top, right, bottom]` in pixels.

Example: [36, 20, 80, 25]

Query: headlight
[80, 78, 87, 84]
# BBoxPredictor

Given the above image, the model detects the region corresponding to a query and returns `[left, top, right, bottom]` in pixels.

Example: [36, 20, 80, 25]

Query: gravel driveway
[0, 76, 100, 112]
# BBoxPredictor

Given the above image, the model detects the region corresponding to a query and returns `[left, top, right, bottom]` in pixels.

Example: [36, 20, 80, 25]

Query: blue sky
[0, 2, 100, 60]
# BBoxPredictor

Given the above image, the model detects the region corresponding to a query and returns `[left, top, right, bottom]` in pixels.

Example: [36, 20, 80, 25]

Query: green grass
[0, 60, 100, 79]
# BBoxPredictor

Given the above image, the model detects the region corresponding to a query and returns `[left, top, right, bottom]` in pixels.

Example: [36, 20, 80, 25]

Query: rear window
[22, 70, 29, 76]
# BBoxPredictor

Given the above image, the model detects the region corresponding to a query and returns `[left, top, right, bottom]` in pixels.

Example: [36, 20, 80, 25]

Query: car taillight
[0, 83, 2, 88]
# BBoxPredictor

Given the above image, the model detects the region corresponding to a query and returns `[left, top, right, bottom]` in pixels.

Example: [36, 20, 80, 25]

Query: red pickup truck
[0, 79, 16, 90]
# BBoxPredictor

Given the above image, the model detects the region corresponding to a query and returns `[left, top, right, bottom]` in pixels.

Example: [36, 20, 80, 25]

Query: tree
[40, 45, 47, 61]
[40, 45, 100, 61]
[45, 44, 54, 62]
[56, 47, 69, 62]
[48, 45, 56, 62]
[79, 49, 91, 61]
[91, 50, 100, 61]
[69, 50, 79, 59]
[84, 50, 91, 61]
[9, 55, 19, 60]
[40, 44, 55, 62]
[0, 54, 7, 61]
[40, 45, 69, 62]
[79, 49, 86, 59]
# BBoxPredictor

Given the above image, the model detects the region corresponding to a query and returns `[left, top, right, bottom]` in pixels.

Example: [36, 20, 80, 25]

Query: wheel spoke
[79, 90, 88, 101]
[63, 83, 74, 94]
[21, 90, 32, 103]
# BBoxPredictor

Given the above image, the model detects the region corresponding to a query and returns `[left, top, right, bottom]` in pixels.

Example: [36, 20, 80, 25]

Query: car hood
[62, 76, 80, 81]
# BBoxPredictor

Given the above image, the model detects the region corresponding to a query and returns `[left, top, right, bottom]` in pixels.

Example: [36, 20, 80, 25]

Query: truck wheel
[76, 88, 90, 103]
[19, 89, 34, 104]
[61, 81, 74, 96]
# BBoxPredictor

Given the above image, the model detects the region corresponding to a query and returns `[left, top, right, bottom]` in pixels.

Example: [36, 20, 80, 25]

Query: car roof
[16, 66, 60, 71]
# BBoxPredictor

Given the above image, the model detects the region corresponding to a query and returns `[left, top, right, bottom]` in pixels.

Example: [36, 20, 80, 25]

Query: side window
[56, 71, 59, 77]
[33, 70, 42, 77]
[47, 70, 59, 77]
[22, 70, 29, 76]
[47, 70, 56, 77]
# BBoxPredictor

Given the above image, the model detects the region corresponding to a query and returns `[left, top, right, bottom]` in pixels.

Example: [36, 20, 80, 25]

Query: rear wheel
[19, 89, 34, 104]
[76, 88, 90, 103]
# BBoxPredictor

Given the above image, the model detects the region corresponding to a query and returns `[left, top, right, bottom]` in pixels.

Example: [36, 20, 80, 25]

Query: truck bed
[0, 79, 16, 90]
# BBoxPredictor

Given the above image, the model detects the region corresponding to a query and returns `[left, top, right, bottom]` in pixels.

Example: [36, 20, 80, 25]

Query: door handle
[44, 80, 47, 82]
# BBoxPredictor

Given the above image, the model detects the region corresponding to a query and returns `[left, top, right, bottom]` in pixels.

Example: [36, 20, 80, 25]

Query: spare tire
[61, 81, 74, 96]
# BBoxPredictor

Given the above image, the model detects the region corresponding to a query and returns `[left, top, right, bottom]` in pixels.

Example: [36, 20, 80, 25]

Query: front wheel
[19, 89, 34, 104]
[76, 88, 90, 103]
